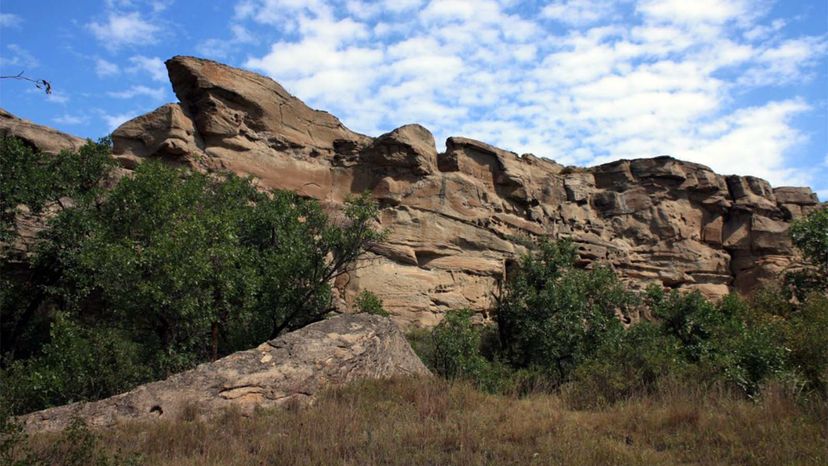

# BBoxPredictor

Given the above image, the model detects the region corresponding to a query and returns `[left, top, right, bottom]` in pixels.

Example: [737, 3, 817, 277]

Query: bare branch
[0, 71, 52, 94]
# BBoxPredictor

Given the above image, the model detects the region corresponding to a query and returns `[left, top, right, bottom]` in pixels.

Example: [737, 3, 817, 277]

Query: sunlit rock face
[4, 56, 821, 328]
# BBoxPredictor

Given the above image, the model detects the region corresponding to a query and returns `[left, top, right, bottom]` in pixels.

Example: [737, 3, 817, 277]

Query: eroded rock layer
[3, 56, 822, 327]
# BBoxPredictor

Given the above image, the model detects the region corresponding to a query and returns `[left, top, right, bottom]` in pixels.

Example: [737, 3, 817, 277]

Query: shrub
[0, 136, 112, 244]
[429, 309, 509, 392]
[569, 322, 686, 407]
[2, 158, 384, 413]
[355, 290, 389, 317]
[1, 313, 151, 414]
[788, 208, 828, 298]
[496, 239, 634, 385]
[786, 293, 828, 396]
[648, 287, 790, 396]
[790, 208, 828, 272]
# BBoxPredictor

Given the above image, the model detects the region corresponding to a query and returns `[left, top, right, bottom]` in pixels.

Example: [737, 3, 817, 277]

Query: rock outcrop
[20, 314, 428, 432]
[0, 109, 86, 155]
[3, 56, 822, 327]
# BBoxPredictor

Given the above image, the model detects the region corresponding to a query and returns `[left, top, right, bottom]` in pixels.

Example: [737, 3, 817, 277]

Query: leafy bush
[569, 322, 686, 407]
[787, 209, 828, 298]
[0, 136, 112, 244]
[496, 239, 634, 385]
[2, 154, 384, 413]
[785, 293, 828, 396]
[2, 313, 150, 414]
[790, 208, 828, 271]
[1, 409, 139, 466]
[430, 309, 511, 392]
[355, 290, 389, 317]
[431, 310, 487, 381]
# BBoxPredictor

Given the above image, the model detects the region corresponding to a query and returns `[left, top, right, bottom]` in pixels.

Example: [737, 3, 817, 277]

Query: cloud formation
[235, 0, 825, 189]
[87, 11, 160, 50]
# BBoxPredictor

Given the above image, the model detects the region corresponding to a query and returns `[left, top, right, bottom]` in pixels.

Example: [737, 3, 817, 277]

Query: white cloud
[236, 0, 826, 191]
[678, 100, 811, 186]
[101, 112, 139, 131]
[54, 114, 89, 125]
[740, 37, 828, 86]
[196, 24, 257, 60]
[128, 55, 167, 82]
[744, 18, 785, 41]
[542, 1, 616, 26]
[107, 85, 166, 100]
[95, 58, 120, 77]
[45, 91, 70, 104]
[0, 13, 22, 28]
[0, 44, 38, 68]
[87, 12, 160, 50]
[636, 0, 756, 26]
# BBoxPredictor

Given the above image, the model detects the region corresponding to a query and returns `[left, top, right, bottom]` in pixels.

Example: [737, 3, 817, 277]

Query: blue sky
[1, 0, 826, 198]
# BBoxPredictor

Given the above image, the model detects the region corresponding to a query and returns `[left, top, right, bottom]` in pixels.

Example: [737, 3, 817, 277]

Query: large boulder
[20, 314, 430, 433]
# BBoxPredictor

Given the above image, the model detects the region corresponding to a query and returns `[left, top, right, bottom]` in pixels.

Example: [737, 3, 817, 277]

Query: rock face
[4, 56, 823, 327]
[0, 109, 86, 155]
[20, 314, 428, 432]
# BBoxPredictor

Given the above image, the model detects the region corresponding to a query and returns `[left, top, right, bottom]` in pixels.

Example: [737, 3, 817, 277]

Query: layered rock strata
[2, 56, 822, 327]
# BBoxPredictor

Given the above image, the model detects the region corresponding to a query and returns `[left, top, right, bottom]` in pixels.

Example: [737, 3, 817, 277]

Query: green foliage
[2, 313, 150, 414]
[419, 239, 819, 403]
[496, 239, 634, 384]
[790, 208, 828, 271]
[1, 400, 33, 466]
[355, 290, 389, 317]
[0, 410, 139, 466]
[430, 310, 509, 393]
[788, 208, 828, 298]
[2, 156, 383, 414]
[646, 288, 789, 396]
[431, 310, 487, 381]
[569, 322, 686, 407]
[0, 136, 112, 244]
[785, 293, 828, 396]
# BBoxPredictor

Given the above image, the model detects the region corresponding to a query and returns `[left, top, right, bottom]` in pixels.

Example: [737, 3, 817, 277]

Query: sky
[1, 0, 826, 199]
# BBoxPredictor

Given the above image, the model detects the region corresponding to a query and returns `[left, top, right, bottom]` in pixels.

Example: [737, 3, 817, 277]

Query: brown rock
[0, 108, 86, 154]
[362, 124, 437, 176]
[5, 56, 818, 325]
[20, 314, 429, 433]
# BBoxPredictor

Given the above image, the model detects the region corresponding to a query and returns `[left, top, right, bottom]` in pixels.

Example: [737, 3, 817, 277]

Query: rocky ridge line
[1, 56, 823, 327]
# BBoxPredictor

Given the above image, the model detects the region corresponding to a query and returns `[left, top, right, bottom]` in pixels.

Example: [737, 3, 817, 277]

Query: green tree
[3, 152, 384, 413]
[787, 208, 828, 298]
[0, 136, 112, 244]
[1, 137, 113, 362]
[496, 239, 635, 385]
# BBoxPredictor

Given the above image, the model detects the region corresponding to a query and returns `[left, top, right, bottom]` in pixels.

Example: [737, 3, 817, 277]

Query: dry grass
[26, 376, 828, 465]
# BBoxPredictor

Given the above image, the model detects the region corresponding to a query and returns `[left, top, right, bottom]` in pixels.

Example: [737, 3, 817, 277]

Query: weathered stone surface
[0, 108, 86, 154]
[8, 56, 826, 326]
[20, 314, 429, 432]
[362, 124, 437, 176]
[111, 103, 200, 168]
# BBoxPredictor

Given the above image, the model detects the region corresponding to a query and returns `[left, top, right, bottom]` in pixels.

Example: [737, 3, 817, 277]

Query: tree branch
[0, 71, 51, 94]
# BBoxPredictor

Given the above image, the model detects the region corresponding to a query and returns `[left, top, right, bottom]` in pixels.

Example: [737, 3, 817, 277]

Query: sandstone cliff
[2, 56, 822, 327]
